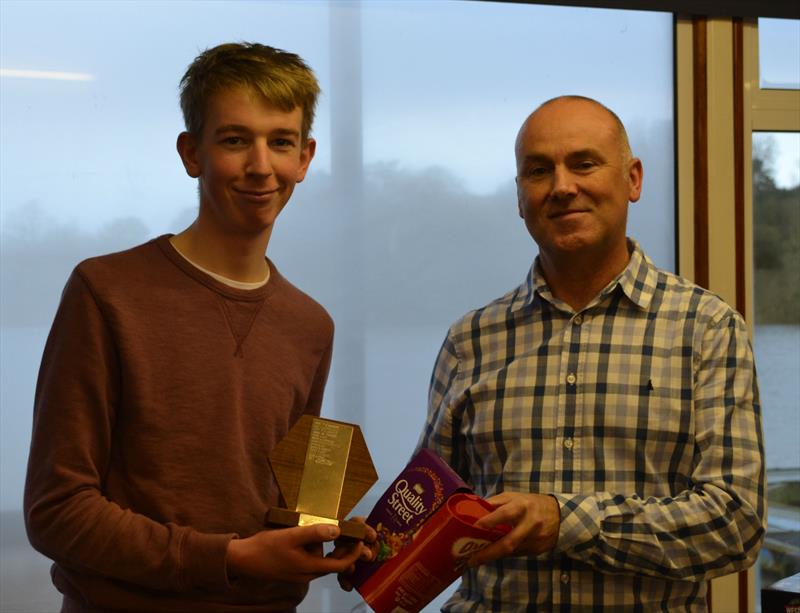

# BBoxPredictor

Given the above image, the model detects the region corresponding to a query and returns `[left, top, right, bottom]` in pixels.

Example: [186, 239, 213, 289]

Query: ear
[515, 176, 525, 219]
[177, 132, 202, 178]
[294, 137, 317, 183]
[627, 157, 643, 203]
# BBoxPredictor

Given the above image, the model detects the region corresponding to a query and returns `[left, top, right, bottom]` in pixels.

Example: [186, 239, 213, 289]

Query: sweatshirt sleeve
[24, 270, 235, 593]
[304, 325, 333, 418]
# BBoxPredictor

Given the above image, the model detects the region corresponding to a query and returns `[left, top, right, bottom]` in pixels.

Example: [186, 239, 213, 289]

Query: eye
[272, 138, 295, 150]
[525, 166, 550, 178]
[574, 160, 598, 172]
[221, 136, 246, 147]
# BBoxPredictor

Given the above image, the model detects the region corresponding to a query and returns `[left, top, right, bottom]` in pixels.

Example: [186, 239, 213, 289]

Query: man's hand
[468, 492, 560, 566]
[226, 524, 367, 583]
[333, 518, 377, 592]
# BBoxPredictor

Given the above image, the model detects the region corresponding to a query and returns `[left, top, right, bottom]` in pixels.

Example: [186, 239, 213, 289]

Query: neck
[170, 220, 271, 283]
[538, 241, 630, 311]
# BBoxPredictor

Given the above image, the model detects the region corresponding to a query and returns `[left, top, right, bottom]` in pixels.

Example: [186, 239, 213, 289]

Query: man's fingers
[314, 544, 364, 574]
[359, 543, 374, 561]
[474, 509, 504, 530]
[483, 493, 511, 507]
[474, 501, 521, 530]
[327, 544, 355, 561]
[330, 539, 375, 562]
[468, 542, 502, 567]
[338, 573, 355, 592]
[291, 523, 341, 546]
[468, 529, 523, 566]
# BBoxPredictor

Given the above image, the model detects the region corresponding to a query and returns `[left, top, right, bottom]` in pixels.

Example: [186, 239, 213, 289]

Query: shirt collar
[615, 239, 659, 310]
[516, 238, 658, 313]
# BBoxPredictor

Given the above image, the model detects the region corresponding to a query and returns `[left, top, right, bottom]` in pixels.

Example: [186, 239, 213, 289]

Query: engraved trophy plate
[266, 415, 378, 540]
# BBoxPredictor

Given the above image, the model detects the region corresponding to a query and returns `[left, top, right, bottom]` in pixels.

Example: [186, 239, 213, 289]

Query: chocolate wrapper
[358, 493, 510, 613]
[350, 449, 469, 589]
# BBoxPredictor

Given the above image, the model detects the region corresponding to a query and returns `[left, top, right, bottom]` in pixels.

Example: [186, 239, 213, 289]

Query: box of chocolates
[352, 449, 509, 613]
[350, 448, 469, 589]
[358, 492, 509, 613]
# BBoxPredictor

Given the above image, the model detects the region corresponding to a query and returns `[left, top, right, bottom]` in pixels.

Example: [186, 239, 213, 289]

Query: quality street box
[350, 449, 469, 589]
[352, 449, 509, 613]
[359, 492, 509, 613]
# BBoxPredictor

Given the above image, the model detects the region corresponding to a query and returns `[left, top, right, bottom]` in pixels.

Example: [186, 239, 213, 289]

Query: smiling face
[177, 86, 315, 240]
[515, 98, 642, 266]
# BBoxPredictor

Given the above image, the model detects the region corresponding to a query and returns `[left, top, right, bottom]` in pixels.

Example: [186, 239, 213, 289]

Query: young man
[24, 43, 369, 612]
[417, 96, 765, 611]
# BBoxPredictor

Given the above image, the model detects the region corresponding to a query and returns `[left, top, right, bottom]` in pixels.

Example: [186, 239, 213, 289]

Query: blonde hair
[179, 42, 320, 142]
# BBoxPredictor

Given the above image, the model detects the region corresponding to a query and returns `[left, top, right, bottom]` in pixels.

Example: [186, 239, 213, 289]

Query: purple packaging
[351, 448, 470, 589]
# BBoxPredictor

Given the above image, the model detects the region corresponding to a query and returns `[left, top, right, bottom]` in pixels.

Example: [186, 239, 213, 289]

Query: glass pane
[356, 0, 674, 480]
[0, 1, 674, 611]
[759, 18, 800, 90]
[752, 132, 800, 599]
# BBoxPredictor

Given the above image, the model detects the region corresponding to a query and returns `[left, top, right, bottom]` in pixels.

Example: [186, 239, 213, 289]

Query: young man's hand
[226, 524, 369, 583]
[332, 518, 376, 592]
[468, 492, 561, 566]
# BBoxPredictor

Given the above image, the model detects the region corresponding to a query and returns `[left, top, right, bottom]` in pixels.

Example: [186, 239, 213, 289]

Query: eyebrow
[215, 124, 250, 134]
[214, 124, 300, 137]
[520, 153, 551, 165]
[565, 148, 605, 161]
[521, 148, 606, 163]
[270, 127, 301, 137]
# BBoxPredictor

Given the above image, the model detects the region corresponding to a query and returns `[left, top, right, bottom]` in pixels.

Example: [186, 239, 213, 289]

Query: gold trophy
[266, 415, 378, 540]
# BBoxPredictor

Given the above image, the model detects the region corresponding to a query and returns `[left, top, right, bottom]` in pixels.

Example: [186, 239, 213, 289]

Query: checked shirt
[417, 240, 765, 612]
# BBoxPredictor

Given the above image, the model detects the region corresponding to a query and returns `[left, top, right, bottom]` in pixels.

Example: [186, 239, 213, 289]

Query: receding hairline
[515, 95, 633, 163]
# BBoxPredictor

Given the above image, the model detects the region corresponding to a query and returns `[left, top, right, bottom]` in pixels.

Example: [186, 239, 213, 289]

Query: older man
[416, 96, 765, 611]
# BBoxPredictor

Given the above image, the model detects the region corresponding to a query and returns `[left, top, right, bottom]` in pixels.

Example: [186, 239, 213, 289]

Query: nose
[550, 166, 578, 200]
[245, 141, 273, 177]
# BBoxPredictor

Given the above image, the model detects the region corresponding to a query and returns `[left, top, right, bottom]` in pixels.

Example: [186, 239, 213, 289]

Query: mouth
[233, 187, 279, 202]
[549, 209, 589, 220]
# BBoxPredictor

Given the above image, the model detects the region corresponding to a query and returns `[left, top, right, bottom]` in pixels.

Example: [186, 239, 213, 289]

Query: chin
[231, 217, 274, 237]
[543, 233, 596, 253]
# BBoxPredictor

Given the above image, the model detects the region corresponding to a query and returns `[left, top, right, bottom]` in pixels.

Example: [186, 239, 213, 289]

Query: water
[753, 324, 800, 470]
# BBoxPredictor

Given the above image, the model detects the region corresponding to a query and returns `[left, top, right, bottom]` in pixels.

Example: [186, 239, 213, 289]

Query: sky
[757, 17, 800, 188]
[1, 3, 796, 238]
[0, 0, 677, 233]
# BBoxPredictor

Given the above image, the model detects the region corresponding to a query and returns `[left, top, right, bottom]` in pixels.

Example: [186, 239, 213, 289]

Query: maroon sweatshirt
[24, 235, 334, 612]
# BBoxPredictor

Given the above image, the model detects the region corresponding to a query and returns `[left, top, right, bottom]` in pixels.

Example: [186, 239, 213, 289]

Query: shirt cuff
[550, 493, 600, 555]
[179, 530, 237, 592]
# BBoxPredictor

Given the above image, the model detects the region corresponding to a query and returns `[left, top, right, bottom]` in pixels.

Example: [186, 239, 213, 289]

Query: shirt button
[566, 373, 577, 385]
[564, 437, 574, 450]
[573, 314, 583, 325]
[560, 572, 570, 584]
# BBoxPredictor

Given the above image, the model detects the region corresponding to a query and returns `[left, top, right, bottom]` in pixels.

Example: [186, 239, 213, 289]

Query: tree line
[753, 146, 800, 324]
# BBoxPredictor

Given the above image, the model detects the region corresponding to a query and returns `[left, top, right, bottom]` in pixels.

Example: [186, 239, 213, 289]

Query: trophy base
[265, 507, 370, 540]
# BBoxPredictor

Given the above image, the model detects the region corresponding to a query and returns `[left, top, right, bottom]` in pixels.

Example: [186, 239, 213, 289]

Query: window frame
[676, 12, 799, 613]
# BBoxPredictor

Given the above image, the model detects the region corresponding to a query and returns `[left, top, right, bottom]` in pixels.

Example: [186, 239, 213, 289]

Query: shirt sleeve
[416, 330, 470, 482]
[23, 270, 235, 593]
[553, 310, 766, 581]
[304, 326, 333, 419]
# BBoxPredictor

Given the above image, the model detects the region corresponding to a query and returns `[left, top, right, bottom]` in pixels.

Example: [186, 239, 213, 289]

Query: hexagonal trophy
[266, 415, 378, 540]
